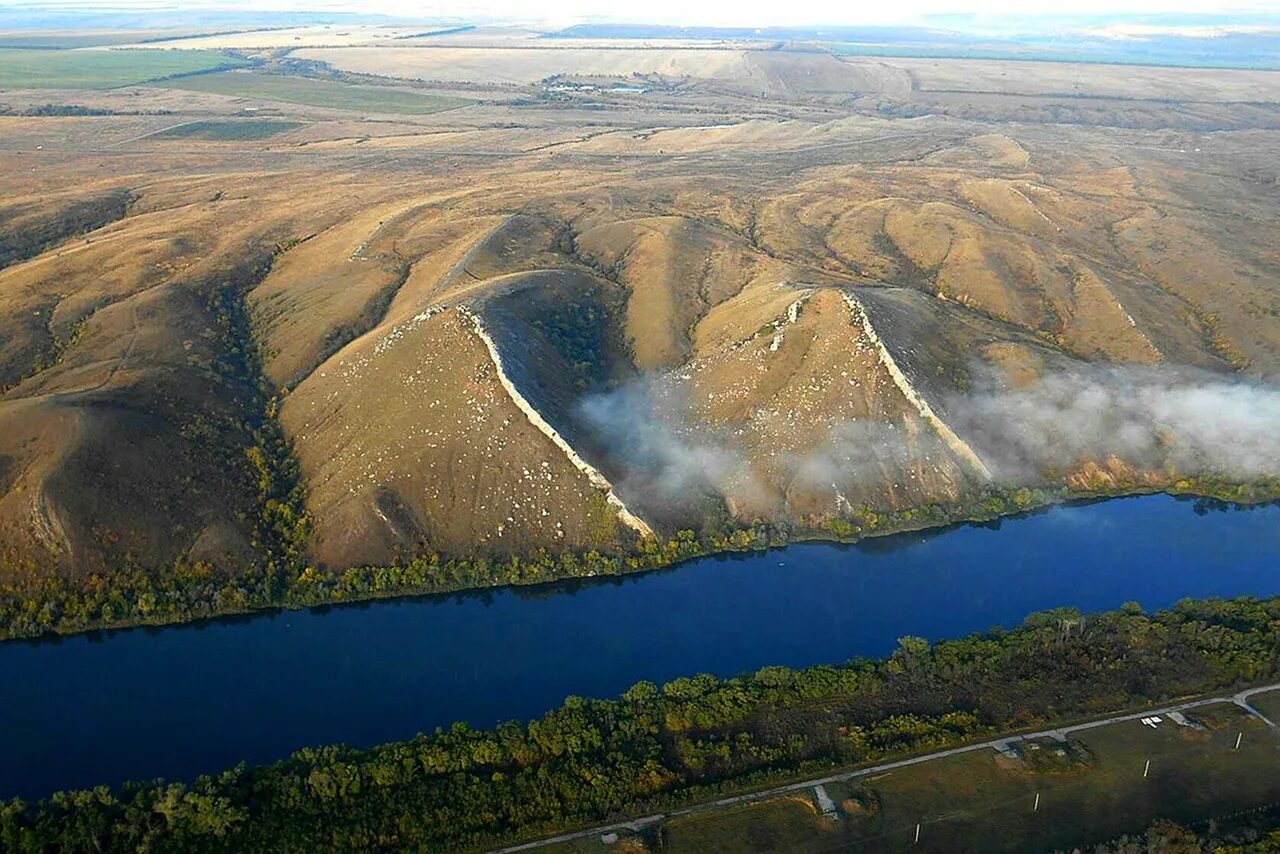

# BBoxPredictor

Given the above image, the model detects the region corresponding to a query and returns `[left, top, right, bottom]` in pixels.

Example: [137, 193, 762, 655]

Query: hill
[0, 37, 1278, 632]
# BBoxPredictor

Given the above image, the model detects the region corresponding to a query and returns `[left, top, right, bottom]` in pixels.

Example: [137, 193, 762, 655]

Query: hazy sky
[9, 0, 1275, 28]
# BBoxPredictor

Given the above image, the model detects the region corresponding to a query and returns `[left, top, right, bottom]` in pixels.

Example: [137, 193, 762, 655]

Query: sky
[5, 0, 1278, 28]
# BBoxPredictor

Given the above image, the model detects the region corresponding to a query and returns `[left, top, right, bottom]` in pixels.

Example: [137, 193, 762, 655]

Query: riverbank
[3, 494, 1277, 801]
[5, 595, 1279, 851]
[2, 478, 1277, 642]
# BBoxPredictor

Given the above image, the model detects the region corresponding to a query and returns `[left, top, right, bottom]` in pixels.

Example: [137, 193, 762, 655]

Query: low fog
[948, 364, 1280, 482]
[579, 364, 1280, 513]
[578, 377, 766, 513]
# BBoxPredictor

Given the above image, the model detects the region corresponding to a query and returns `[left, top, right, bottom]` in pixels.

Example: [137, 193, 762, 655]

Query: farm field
[826, 41, 1280, 69]
[163, 70, 475, 113]
[153, 119, 302, 140]
[884, 54, 1280, 102]
[290, 45, 754, 84]
[108, 24, 438, 50]
[0, 30, 221, 49]
[0, 47, 246, 88]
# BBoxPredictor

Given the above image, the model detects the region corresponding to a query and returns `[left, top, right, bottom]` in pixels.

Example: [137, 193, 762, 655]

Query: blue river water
[1, 494, 1276, 800]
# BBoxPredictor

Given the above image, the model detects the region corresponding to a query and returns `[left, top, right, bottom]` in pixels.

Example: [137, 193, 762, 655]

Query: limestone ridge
[842, 290, 994, 480]
[769, 293, 811, 353]
[461, 307, 656, 538]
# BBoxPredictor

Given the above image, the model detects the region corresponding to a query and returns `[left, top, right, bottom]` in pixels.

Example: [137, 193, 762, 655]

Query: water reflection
[1, 494, 1276, 801]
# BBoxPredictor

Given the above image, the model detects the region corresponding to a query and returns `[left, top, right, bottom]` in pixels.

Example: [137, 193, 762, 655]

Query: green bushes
[4, 596, 1279, 852]
[3, 480, 1277, 642]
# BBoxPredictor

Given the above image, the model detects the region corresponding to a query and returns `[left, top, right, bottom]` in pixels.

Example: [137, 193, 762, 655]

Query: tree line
[3, 596, 1279, 852]
[2, 475, 1278, 642]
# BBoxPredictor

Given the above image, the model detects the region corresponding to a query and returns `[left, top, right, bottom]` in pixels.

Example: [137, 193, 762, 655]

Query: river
[1, 494, 1276, 800]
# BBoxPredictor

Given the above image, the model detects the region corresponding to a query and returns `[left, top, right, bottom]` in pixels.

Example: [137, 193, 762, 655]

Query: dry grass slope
[0, 41, 1277, 594]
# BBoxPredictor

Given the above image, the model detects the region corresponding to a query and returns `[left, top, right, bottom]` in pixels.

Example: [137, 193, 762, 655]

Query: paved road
[494, 683, 1280, 852]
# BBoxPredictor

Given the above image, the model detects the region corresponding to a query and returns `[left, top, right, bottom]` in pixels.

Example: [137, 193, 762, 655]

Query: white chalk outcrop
[462, 307, 656, 538]
[769, 293, 810, 353]
[843, 291, 993, 480]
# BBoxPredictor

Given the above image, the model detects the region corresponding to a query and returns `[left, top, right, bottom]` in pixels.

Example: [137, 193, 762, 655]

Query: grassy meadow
[1248, 687, 1280, 723]
[637, 704, 1280, 853]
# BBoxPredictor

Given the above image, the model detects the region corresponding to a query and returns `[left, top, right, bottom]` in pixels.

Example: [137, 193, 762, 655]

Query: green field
[166, 71, 475, 114]
[154, 119, 300, 140]
[0, 48, 247, 89]
[648, 704, 1280, 853]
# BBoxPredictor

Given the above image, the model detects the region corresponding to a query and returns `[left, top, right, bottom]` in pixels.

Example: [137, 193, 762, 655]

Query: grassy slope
[0, 48, 246, 88]
[164, 71, 475, 113]
[0, 64, 1277, 640]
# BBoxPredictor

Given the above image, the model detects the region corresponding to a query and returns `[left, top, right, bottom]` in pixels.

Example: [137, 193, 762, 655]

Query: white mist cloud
[947, 364, 1280, 482]
[581, 364, 1280, 519]
[578, 377, 764, 512]
[786, 419, 948, 492]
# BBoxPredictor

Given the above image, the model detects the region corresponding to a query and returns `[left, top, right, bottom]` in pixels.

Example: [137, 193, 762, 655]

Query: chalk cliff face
[2, 108, 1278, 579]
[263, 140, 1278, 568]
